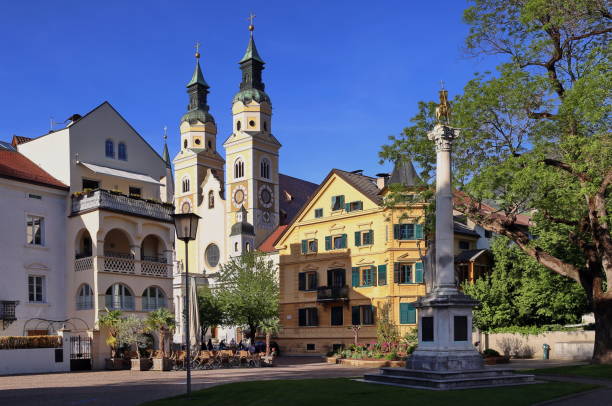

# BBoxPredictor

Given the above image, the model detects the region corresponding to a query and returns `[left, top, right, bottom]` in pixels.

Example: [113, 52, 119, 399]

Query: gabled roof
[11, 135, 32, 147]
[333, 169, 383, 205]
[455, 249, 489, 263]
[258, 225, 288, 253]
[453, 221, 481, 237]
[278, 173, 318, 225]
[0, 150, 68, 190]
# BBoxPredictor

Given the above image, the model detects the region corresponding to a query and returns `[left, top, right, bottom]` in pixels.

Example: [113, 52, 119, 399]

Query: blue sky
[0, 0, 496, 184]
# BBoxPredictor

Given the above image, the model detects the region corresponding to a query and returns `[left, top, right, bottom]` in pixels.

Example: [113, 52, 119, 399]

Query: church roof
[239, 35, 265, 64]
[278, 173, 319, 225]
[187, 59, 209, 88]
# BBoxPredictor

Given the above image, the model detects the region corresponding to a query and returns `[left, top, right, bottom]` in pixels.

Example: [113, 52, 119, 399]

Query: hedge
[0, 335, 62, 350]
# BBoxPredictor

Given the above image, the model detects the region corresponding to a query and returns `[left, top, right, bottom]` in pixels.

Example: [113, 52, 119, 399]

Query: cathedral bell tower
[224, 19, 281, 251]
[173, 45, 225, 274]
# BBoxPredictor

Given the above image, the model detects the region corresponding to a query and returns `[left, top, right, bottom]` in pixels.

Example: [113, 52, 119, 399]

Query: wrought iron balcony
[71, 189, 173, 223]
[0, 300, 19, 329]
[316, 285, 349, 302]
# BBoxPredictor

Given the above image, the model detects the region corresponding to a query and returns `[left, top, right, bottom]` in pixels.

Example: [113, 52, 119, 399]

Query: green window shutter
[415, 224, 424, 239]
[325, 236, 332, 251]
[331, 196, 337, 210]
[312, 308, 319, 326]
[393, 263, 400, 284]
[357, 201, 363, 210]
[339, 195, 345, 207]
[298, 272, 306, 291]
[377, 264, 387, 285]
[301, 239, 308, 254]
[351, 268, 360, 287]
[415, 262, 424, 283]
[298, 308, 307, 326]
[400, 303, 416, 324]
[341, 234, 347, 248]
[354, 231, 361, 247]
[393, 224, 400, 239]
[407, 224, 415, 239]
[351, 306, 361, 325]
[371, 266, 377, 286]
[369, 230, 374, 245]
[345, 202, 351, 212]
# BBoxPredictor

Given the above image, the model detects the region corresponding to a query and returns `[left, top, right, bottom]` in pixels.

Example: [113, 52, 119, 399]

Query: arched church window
[237, 121, 241, 131]
[245, 242, 251, 252]
[261, 158, 271, 179]
[263, 121, 268, 132]
[208, 190, 214, 209]
[183, 139, 188, 149]
[234, 159, 244, 179]
[234, 242, 239, 252]
[182, 177, 190, 193]
[105, 139, 114, 158]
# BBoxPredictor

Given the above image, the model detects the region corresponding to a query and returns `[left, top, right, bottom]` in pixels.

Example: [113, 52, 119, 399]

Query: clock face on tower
[258, 184, 273, 208]
[181, 200, 191, 213]
[232, 185, 247, 208]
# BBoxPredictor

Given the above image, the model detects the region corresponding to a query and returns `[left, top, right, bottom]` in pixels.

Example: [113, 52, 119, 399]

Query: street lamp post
[172, 212, 200, 396]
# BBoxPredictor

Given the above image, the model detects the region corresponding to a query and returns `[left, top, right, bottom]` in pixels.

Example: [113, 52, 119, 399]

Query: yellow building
[271, 162, 482, 355]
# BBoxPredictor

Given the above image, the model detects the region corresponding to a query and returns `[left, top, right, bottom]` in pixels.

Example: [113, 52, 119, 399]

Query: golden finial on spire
[194, 41, 201, 59]
[435, 80, 452, 125]
[248, 13, 256, 34]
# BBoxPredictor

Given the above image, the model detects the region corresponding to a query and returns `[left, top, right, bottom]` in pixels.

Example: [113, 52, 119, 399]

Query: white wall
[0, 333, 71, 375]
[0, 178, 68, 336]
[17, 128, 71, 185]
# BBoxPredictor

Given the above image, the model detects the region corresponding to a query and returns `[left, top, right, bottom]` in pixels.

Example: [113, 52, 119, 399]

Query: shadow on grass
[523, 364, 612, 380]
[140, 377, 598, 406]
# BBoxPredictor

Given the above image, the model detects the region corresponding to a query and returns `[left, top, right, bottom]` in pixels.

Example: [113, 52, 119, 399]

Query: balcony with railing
[71, 189, 173, 223]
[316, 285, 349, 302]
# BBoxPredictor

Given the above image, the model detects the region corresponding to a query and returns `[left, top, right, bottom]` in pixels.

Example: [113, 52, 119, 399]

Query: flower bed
[0, 335, 62, 350]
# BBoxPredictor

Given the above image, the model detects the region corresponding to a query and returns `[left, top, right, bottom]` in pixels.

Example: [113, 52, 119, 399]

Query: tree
[215, 252, 279, 342]
[116, 315, 148, 360]
[380, 0, 611, 362]
[98, 308, 123, 358]
[260, 317, 280, 356]
[463, 237, 588, 330]
[376, 300, 400, 345]
[197, 286, 225, 341]
[145, 308, 175, 357]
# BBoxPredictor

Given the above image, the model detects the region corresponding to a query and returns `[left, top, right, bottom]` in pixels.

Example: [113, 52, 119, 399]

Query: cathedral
[172, 24, 317, 343]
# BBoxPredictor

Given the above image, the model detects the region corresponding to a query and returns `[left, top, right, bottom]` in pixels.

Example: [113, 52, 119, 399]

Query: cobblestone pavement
[0, 358, 594, 406]
[0, 357, 377, 406]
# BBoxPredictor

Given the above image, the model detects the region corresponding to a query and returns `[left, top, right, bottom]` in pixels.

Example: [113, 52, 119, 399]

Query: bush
[482, 348, 500, 357]
[0, 335, 62, 350]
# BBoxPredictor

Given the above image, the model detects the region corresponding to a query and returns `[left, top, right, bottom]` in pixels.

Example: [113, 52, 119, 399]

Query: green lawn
[140, 378, 597, 406]
[526, 364, 612, 380]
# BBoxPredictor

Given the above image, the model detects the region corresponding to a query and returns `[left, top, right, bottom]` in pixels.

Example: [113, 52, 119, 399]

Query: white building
[14, 102, 176, 368]
[0, 141, 69, 337]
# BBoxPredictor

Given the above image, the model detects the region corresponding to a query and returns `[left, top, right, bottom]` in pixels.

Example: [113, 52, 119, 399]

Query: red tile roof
[11, 135, 33, 147]
[258, 225, 288, 253]
[453, 190, 531, 227]
[0, 150, 69, 190]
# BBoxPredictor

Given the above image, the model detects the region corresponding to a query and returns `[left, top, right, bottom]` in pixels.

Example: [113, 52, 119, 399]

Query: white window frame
[234, 157, 245, 180]
[28, 275, 46, 303]
[181, 176, 190, 194]
[260, 158, 271, 179]
[76, 284, 94, 310]
[142, 286, 166, 311]
[25, 214, 45, 247]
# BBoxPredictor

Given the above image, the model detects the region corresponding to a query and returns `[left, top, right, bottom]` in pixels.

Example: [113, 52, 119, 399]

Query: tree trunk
[249, 324, 257, 344]
[592, 298, 612, 364]
[265, 333, 271, 356]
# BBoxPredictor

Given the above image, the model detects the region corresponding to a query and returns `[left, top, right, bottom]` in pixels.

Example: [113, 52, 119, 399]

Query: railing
[141, 255, 166, 263]
[105, 295, 135, 311]
[71, 189, 174, 222]
[0, 301, 18, 321]
[142, 298, 166, 312]
[141, 260, 170, 277]
[316, 285, 349, 302]
[74, 257, 94, 272]
[76, 296, 93, 310]
[103, 256, 136, 274]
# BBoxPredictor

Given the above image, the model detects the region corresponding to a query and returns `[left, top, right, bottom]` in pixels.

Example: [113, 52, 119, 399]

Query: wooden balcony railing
[316, 285, 349, 302]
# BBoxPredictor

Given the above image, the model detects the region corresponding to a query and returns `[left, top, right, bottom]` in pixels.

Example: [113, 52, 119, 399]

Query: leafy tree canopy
[197, 285, 226, 338]
[380, 0, 611, 362]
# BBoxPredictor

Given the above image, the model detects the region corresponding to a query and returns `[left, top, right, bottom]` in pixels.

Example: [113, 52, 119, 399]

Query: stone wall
[473, 330, 594, 361]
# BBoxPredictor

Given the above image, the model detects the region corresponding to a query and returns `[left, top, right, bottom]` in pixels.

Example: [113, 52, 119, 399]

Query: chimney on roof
[376, 173, 390, 190]
[66, 114, 82, 127]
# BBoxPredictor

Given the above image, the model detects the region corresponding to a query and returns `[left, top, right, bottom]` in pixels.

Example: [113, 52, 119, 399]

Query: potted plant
[118, 315, 152, 371]
[146, 308, 176, 371]
[99, 309, 125, 370]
